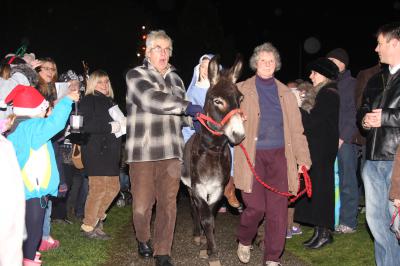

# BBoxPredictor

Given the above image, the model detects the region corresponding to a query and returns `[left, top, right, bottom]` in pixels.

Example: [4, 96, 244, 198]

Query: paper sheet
[108, 105, 126, 138]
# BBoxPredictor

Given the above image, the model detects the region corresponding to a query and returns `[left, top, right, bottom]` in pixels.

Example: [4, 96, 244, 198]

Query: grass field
[285, 213, 375, 266]
[41, 205, 375, 266]
[41, 207, 131, 266]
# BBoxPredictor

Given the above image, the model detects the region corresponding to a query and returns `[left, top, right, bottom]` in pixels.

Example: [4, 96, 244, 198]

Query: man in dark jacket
[327, 48, 359, 234]
[357, 22, 400, 266]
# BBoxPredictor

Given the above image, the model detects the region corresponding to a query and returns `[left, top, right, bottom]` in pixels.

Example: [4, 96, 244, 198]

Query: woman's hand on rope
[394, 199, 400, 208]
[298, 164, 310, 173]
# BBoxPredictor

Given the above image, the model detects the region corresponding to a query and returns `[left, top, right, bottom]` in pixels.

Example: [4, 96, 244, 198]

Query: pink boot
[38, 236, 60, 251]
[23, 258, 41, 266]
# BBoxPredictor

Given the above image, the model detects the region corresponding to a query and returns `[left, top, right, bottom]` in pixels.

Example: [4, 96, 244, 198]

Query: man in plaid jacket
[125, 30, 202, 266]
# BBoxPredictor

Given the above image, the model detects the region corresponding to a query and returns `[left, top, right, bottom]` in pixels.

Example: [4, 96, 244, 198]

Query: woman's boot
[303, 226, 320, 247]
[308, 227, 333, 249]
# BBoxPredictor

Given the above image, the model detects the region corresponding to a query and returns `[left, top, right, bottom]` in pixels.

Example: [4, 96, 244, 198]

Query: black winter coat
[295, 82, 339, 229]
[80, 91, 121, 176]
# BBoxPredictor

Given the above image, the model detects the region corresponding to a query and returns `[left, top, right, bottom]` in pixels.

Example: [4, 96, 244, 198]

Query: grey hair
[249, 42, 281, 72]
[145, 30, 173, 56]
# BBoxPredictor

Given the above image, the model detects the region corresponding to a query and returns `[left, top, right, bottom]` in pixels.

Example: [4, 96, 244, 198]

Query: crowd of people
[1, 21, 400, 266]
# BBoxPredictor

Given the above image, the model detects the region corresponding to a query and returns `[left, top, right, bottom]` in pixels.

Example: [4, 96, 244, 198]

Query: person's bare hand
[29, 59, 42, 70]
[298, 164, 310, 173]
[339, 138, 344, 148]
[67, 90, 80, 102]
[364, 109, 382, 128]
[394, 199, 400, 208]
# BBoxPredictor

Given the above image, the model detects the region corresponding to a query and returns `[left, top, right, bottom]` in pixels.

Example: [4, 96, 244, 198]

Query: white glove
[110, 121, 121, 133]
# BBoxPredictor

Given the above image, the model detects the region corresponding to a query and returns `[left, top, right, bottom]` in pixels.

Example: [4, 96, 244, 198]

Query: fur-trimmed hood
[301, 81, 337, 113]
[10, 64, 39, 87]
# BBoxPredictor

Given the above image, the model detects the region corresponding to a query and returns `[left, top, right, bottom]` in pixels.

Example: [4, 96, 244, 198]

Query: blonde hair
[145, 30, 173, 56]
[249, 42, 281, 72]
[85, 69, 114, 98]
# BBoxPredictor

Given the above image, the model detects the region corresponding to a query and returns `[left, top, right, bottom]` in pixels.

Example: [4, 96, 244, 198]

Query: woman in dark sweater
[294, 57, 340, 249]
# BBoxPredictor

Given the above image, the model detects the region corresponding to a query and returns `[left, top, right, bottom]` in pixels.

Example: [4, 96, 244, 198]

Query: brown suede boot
[224, 176, 240, 208]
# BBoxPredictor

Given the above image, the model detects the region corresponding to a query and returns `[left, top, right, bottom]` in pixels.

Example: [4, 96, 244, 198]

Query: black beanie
[326, 48, 349, 67]
[307, 57, 339, 80]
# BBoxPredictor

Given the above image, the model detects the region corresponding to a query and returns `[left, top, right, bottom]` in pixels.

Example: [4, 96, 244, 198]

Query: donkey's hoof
[209, 259, 221, 266]
[200, 235, 207, 245]
[193, 236, 201, 246]
[199, 249, 208, 259]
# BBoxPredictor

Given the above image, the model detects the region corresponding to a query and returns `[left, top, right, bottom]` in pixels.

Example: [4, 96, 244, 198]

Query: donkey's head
[203, 55, 245, 145]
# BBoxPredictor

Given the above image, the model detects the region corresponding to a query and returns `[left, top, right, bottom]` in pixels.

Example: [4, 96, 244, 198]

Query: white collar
[389, 63, 400, 75]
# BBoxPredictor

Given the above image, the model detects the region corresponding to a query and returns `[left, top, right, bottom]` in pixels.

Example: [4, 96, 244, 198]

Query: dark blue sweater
[255, 75, 284, 150]
[337, 70, 357, 143]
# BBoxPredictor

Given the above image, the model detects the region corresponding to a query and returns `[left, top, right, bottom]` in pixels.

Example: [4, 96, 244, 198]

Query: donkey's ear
[208, 55, 220, 87]
[229, 54, 243, 83]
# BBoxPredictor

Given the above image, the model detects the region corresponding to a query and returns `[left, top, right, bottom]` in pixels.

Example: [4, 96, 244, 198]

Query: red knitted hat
[5, 85, 49, 116]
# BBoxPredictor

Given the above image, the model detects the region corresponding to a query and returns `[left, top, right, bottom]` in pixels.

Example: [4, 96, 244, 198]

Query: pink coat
[233, 76, 311, 193]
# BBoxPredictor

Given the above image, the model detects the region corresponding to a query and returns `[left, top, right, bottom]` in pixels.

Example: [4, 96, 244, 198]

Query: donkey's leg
[189, 192, 203, 246]
[191, 195, 215, 256]
[203, 203, 218, 257]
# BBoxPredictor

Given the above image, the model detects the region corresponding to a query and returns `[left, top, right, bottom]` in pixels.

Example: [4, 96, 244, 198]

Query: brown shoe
[81, 224, 111, 240]
[224, 176, 240, 208]
[82, 228, 111, 240]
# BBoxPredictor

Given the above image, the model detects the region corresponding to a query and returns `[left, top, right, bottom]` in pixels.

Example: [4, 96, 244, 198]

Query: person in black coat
[79, 70, 122, 239]
[294, 57, 340, 249]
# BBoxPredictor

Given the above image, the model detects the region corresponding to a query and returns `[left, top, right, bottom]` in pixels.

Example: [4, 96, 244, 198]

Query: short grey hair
[249, 42, 281, 72]
[145, 30, 173, 56]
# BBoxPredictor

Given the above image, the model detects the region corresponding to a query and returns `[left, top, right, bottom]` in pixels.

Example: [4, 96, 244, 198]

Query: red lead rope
[196, 111, 312, 203]
[238, 144, 312, 203]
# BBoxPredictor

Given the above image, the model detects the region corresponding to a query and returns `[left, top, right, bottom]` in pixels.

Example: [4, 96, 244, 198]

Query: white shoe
[265, 261, 282, 266]
[335, 224, 356, 234]
[237, 242, 251, 263]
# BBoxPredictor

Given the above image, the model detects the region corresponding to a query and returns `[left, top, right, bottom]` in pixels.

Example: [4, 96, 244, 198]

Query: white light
[142, 25, 146, 30]
[137, 53, 141, 57]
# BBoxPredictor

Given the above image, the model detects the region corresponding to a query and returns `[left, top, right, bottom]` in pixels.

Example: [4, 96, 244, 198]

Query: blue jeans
[42, 199, 52, 239]
[338, 143, 359, 228]
[362, 160, 400, 266]
[75, 174, 88, 218]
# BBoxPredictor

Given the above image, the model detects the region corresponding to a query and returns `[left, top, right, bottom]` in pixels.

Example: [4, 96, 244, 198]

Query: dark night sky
[4, 0, 400, 109]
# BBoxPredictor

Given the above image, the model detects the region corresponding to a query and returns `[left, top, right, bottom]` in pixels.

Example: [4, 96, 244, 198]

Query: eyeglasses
[151, 45, 172, 55]
[41, 66, 57, 72]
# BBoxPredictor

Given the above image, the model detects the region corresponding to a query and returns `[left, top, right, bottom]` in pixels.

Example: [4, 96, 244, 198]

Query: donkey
[181, 55, 245, 264]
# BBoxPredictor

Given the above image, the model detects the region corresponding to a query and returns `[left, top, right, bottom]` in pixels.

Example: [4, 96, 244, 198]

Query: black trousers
[24, 198, 46, 260]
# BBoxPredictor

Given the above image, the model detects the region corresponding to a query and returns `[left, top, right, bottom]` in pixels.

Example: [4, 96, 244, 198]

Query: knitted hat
[307, 57, 339, 80]
[58, 70, 83, 83]
[326, 48, 349, 67]
[4, 85, 49, 117]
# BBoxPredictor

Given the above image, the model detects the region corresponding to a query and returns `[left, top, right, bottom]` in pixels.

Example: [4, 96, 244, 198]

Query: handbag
[71, 144, 84, 169]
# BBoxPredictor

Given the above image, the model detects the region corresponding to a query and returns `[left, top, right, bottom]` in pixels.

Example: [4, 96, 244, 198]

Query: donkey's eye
[213, 99, 223, 105]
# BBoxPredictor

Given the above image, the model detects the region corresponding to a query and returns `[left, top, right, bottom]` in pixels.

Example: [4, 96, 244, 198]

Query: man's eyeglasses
[151, 46, 172, 55]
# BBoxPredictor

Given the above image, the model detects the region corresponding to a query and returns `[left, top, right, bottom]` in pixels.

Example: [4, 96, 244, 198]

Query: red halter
[196, 108, 243, 136]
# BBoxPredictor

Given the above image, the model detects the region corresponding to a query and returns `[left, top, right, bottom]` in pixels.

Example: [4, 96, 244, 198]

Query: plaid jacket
[125, 60, 191, 162]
